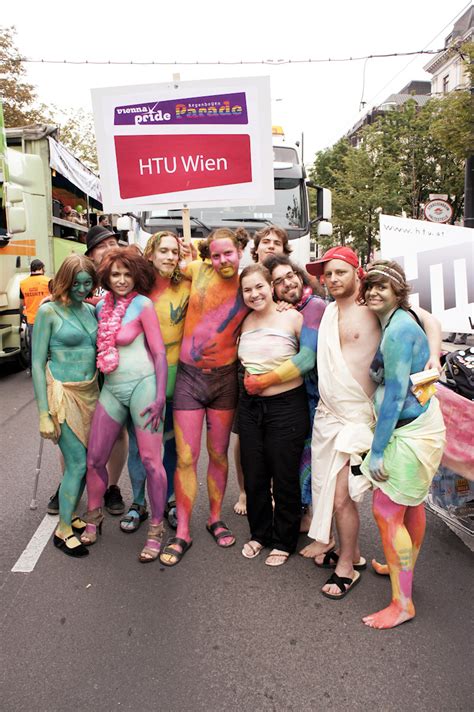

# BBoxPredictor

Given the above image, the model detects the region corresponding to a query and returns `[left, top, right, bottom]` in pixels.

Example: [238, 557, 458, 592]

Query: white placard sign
[91, 76, 274, 212]
[380, 214, 474, 333]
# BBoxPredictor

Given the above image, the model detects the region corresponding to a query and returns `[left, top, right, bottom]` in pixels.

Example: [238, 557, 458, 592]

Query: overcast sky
[3, 1, 471, 162]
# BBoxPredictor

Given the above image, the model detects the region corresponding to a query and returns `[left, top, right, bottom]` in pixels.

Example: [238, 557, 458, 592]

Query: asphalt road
[0, 362, 472, 712]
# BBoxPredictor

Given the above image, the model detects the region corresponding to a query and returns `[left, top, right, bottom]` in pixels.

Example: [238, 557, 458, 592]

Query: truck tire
[17, 317, 30, 370]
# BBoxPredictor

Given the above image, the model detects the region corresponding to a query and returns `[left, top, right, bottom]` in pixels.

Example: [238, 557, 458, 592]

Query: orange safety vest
[19, 275, 51, 325]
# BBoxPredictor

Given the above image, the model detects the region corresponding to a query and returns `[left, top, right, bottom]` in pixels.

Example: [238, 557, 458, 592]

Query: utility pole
[464, 55, 474, 228]
[465, 156, 474, 227]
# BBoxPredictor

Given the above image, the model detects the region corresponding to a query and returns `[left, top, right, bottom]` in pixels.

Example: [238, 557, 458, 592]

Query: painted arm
[244, 300, 325, 395]
[412, 306, 442, 372]
[31, 305, 58, 441]
[178, 260, 196, 281]
[139, 300, 168, 431]
[369, 326, 414, 481]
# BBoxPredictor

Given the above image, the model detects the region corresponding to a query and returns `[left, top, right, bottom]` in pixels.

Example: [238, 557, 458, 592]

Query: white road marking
[11, 515, 58, 573]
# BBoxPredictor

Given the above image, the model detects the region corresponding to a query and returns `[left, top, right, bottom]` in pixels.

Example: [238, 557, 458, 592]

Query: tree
[309, 84, 468, 260]
[0, 26, 99, 172]
[55, 107, 99, 173]
[0, 26, 49, 126]
[309, 138, 351, 253]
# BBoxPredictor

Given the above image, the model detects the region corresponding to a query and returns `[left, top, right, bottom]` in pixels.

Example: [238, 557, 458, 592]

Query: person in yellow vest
[19, 259, 51, 373]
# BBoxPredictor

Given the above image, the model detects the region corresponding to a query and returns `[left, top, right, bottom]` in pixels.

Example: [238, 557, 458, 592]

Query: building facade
[424, 7, 473, 96]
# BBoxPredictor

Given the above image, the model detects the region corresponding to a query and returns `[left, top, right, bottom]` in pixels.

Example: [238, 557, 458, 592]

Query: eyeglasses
[273, 270, 297, 287]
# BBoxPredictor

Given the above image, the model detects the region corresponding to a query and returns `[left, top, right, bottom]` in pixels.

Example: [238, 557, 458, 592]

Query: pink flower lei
[96, 290, 138, 373]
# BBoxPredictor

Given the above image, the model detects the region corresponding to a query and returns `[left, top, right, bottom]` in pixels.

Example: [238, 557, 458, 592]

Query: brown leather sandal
[80, 508, 104, 546]
[139, 522, 165, 563]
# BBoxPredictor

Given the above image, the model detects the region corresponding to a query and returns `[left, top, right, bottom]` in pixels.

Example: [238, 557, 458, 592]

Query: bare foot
[372, 558, 389, 576]
[362, 601, 415, 629]
[233, 493, 247, 516]
[300, 507, 312, 533]
[299, 538, 335, 559]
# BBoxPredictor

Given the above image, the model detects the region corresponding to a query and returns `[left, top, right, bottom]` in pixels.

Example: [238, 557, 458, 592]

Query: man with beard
[243, 254, 326, 532]
[303, 247, 441, 599]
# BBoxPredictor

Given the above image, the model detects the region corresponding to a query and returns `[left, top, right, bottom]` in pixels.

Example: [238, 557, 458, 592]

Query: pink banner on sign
[114, 134, 252, 198]
[436, 384, 474, 480]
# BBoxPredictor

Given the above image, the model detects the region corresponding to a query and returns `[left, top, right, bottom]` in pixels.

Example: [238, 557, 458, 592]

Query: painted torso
[179, 261, 248, 369]
[149, 277, 190, 397]
[372, 309, 429, 421]
[45, 302, 97, 382]
[97, 295, 155, 384]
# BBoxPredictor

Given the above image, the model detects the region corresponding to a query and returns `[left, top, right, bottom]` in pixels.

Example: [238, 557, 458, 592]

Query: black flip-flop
[315, 550, 367, 571]
[321, 571, 361, 600]
[159, 537, 193, 566]
[206, 520, 235, 547]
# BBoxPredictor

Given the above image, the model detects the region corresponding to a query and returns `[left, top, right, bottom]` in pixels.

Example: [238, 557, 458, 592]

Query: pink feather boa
[96, 291, 138, 374]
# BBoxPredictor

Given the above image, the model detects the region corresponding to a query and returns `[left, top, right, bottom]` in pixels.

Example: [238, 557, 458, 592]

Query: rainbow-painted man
[160, 227, 250, 566]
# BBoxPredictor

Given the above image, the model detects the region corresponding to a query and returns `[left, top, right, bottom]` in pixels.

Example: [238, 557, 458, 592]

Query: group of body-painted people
[32, 224, 446, 630]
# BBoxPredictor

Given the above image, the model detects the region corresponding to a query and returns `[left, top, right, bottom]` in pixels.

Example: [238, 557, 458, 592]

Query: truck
[0, 123, 103, 367]
[119, 127, 332, 266]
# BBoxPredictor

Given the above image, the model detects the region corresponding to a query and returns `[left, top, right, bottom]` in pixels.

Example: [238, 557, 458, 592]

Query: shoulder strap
[407, 308, 424, 331]
[48, 301, 64, 321]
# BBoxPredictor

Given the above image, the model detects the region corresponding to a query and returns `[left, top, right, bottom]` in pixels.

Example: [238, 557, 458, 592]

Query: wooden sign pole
[171, 72, 192, 246]
[181, 206, 192, 245]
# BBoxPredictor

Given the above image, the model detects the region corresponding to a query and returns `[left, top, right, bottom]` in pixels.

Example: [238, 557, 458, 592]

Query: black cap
[85, 225, 117, 256]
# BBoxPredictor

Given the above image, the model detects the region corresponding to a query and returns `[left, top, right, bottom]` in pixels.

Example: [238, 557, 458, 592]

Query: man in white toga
[303, 247, 441, 599]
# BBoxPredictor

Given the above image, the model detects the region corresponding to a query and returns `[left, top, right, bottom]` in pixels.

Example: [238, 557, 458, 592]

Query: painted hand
[244, 372, 271, 395]
[179, 239, 197, 262]
[39, 412, 58, 442]
[140, 399, 165, 431]
[369, 454, 388, 482]
[190, 336, 218, 362]
[424, 355, 441, 373]
[275, 301, 294, 312]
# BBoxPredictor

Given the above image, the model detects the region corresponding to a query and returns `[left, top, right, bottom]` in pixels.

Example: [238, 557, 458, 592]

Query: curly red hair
[98, 247, 155, 295]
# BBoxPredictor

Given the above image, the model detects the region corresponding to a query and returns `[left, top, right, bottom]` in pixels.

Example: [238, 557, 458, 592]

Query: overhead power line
[18, 48, 446, 67]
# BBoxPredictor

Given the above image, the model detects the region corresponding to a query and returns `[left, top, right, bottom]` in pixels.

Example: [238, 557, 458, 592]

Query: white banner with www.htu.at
[379, 214, 473, 334]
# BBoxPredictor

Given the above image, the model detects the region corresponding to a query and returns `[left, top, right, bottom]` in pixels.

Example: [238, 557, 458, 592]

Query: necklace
[97, 291, 138, 373]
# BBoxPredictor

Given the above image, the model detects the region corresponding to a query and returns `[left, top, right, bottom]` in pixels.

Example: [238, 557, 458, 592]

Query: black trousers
[238, 385, 309, 554]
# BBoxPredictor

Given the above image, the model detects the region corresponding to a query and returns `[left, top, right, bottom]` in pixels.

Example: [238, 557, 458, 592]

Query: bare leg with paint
[206, 408, 235, 545]
[363, 488, 418, 629]
[160, 408, 204, 564]
[372, 503, 425, 575]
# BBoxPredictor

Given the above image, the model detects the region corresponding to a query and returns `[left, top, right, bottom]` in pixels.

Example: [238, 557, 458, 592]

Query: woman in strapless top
[80, 248, 169, 564]
[238, 264, 310, 566]
[32, 254, 99, 558]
